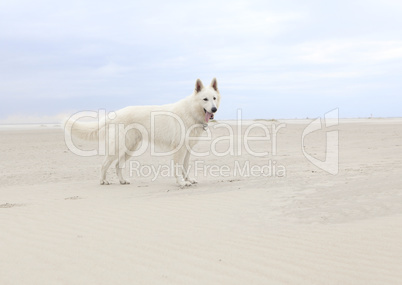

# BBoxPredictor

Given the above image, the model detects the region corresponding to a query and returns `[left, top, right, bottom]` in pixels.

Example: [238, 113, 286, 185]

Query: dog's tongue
[205, 111, 212, 123]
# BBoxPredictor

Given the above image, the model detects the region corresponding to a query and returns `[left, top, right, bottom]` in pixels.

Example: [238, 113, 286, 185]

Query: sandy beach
[1, 119, 402, 285]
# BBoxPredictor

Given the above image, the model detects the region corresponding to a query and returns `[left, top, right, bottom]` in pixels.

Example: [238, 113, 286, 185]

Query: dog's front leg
[183, 150, 197, 184]
[173, 148, 192, 188]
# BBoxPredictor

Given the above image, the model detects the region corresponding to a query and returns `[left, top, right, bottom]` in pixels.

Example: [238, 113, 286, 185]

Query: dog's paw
[178, 180, 192, 188]
[120, 180, 130, 185]
[186, 177, 198, 184]
[100, 180, 110, 185]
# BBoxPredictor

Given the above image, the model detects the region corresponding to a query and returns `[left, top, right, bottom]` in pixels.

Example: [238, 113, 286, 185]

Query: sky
[1, 0, 402, 123]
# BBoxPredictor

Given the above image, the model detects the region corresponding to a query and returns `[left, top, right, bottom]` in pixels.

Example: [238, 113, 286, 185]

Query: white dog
[65, 78, 220, 187]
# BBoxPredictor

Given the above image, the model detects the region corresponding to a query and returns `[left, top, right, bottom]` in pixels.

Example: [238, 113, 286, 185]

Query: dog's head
[194, 78, 221, 123]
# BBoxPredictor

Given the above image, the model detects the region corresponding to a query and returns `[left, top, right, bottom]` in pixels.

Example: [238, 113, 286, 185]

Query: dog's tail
[64, 118, 105, 141]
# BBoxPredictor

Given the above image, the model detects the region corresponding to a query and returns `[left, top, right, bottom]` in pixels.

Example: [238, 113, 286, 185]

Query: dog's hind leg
[115, 138, 140, 184]
[115, 153, 131, 185]
[100, 155, 116, 185]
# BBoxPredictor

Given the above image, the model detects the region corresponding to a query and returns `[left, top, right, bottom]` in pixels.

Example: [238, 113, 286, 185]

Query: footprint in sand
[64, 196, 83, 200]
[0, 203, 24, 208]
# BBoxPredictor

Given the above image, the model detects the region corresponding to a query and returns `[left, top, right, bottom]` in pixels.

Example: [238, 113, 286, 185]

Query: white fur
[65, 78, 221, 187]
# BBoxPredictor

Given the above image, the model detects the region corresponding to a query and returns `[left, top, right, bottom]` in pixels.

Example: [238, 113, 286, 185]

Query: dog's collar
[192, 108, 208, 131]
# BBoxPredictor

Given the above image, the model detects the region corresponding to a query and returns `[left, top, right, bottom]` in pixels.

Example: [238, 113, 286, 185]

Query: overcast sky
[1, 0, 402, 123]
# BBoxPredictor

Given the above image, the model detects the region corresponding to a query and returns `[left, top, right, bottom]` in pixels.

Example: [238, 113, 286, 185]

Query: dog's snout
[211, 107, 217, 113]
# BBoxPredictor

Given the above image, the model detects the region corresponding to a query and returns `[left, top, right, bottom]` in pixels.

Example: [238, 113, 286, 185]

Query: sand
[1, 119, 402, 284]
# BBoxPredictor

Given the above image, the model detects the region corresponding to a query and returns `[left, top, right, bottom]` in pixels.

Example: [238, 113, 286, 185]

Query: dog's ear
[210, 78, 218, 91]
[195, 79, 204, 93]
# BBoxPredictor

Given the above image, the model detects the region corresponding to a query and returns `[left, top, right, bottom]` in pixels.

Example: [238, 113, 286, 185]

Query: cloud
[1, 0, 402, 121]
[296, 40, 402, 64]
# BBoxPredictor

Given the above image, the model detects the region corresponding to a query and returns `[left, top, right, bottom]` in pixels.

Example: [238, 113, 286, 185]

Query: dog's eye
[213, 97, 216, 100]
[203, 98, 208, 101]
